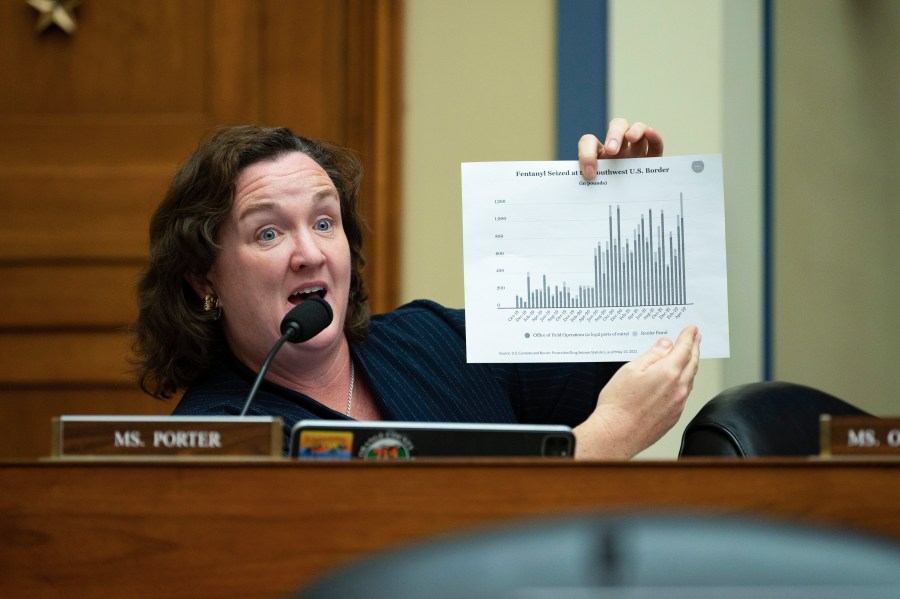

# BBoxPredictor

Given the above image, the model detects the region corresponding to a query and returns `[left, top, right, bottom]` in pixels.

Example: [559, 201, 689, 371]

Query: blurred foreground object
[294, 511, 900, 599]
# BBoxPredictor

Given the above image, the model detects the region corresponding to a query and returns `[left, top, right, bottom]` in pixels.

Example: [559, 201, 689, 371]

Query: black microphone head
[280, 297, 334, 343]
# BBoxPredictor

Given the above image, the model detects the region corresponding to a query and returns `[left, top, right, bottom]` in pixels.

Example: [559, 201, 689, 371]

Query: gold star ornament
[27, 0, 81, 35]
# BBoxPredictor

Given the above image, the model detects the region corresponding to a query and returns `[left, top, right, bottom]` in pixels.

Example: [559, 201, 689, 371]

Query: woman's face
[200, 152, 351, 369]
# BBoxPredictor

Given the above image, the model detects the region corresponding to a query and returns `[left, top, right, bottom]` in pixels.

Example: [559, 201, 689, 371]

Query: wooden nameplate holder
[51, 415, 283, 458]
[820, 415, 900, 457]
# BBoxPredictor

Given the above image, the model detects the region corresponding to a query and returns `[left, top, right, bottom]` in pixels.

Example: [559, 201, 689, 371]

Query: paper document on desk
[461, 154, 729, 363]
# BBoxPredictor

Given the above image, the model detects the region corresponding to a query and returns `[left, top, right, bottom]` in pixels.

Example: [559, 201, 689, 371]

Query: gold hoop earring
[203, 293, 222, 320]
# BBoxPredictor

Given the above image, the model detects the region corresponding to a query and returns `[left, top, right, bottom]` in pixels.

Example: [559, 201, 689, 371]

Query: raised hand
[578, 117, 664, 179]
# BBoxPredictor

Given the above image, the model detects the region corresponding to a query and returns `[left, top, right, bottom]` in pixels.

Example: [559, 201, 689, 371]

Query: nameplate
[820, 415, 900, 457]
[52, 416, 283, 458]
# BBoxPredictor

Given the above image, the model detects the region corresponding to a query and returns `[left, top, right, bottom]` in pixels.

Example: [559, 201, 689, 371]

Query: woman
[132, 119, 699, 458]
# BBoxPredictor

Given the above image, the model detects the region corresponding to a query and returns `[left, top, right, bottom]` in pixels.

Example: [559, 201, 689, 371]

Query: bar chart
[509, 196, 687, 310]
[462, 155, 729, 362]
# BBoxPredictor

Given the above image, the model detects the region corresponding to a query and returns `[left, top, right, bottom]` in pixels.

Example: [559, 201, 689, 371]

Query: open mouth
[288, 286, 327, 305]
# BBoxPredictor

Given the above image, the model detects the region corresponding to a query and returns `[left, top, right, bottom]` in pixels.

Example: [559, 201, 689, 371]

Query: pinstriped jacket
[174, 300, 623, 454]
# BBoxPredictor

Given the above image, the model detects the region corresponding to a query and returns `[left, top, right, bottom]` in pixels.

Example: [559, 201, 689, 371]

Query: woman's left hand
[572, 325, 701, 460]
[578, 117, 664, 179]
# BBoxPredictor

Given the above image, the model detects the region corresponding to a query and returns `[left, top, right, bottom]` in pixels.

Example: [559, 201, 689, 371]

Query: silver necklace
[346, 359, 355, 417]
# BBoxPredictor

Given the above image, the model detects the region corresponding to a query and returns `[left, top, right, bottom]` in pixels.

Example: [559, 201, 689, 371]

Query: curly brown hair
[131, 125, 369, 398]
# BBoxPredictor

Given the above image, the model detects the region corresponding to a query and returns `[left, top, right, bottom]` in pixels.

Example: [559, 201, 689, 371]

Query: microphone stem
[239, 331, 292, 417]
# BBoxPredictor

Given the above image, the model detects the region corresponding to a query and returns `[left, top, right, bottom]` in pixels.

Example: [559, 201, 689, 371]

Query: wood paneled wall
[0, 0, 402, 458]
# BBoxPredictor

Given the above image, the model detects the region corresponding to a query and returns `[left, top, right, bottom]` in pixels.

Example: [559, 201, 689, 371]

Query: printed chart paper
[461, 155, 729, 363]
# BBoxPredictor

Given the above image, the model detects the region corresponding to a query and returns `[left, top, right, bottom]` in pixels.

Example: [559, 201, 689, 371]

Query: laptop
[290, 420, 575, 460]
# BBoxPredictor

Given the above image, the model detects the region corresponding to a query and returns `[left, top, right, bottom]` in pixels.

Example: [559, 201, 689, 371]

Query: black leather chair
[679, 381, 871, 457]
[293, 512, 900, 598]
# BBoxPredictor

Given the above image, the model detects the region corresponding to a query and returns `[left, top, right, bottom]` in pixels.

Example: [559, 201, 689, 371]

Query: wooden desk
[1, 459, 898, 598]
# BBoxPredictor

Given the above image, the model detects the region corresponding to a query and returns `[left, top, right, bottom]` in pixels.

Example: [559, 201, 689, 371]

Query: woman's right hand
[578, 117, 664, 179]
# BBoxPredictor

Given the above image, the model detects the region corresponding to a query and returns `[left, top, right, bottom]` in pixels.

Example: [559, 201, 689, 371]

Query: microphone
[239, 297, 334, 416]
[279, 296, 334, 342]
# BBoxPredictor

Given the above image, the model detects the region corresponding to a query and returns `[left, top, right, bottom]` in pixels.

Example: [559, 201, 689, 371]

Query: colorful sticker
[298, 430, 353, 460]
[358, 431, 414, 460]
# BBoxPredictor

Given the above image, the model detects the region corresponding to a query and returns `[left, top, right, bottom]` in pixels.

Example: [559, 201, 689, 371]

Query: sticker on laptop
[298, 430, 353, 460]
[358, 431, 414, 460]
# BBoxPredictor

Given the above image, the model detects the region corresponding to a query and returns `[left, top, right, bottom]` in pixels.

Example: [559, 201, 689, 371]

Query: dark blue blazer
[174, 300, 623, 452]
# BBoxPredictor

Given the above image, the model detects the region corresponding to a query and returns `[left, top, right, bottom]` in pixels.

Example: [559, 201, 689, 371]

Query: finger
[577, 134, 602, 179]
[621, 137, 649, 159]
[623, 121, 649, 143]
[663, 325, 699, 368]
[644, 126, 664, 157]
[621, 123, 656, 158]
[676, 334, 702, 401]
[680, 330, 701, 385]
[692, 332, 701, 365]
[631, 335, 674, 370]
[603, 117, 631, 157]
[622, 122, 660, 146]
